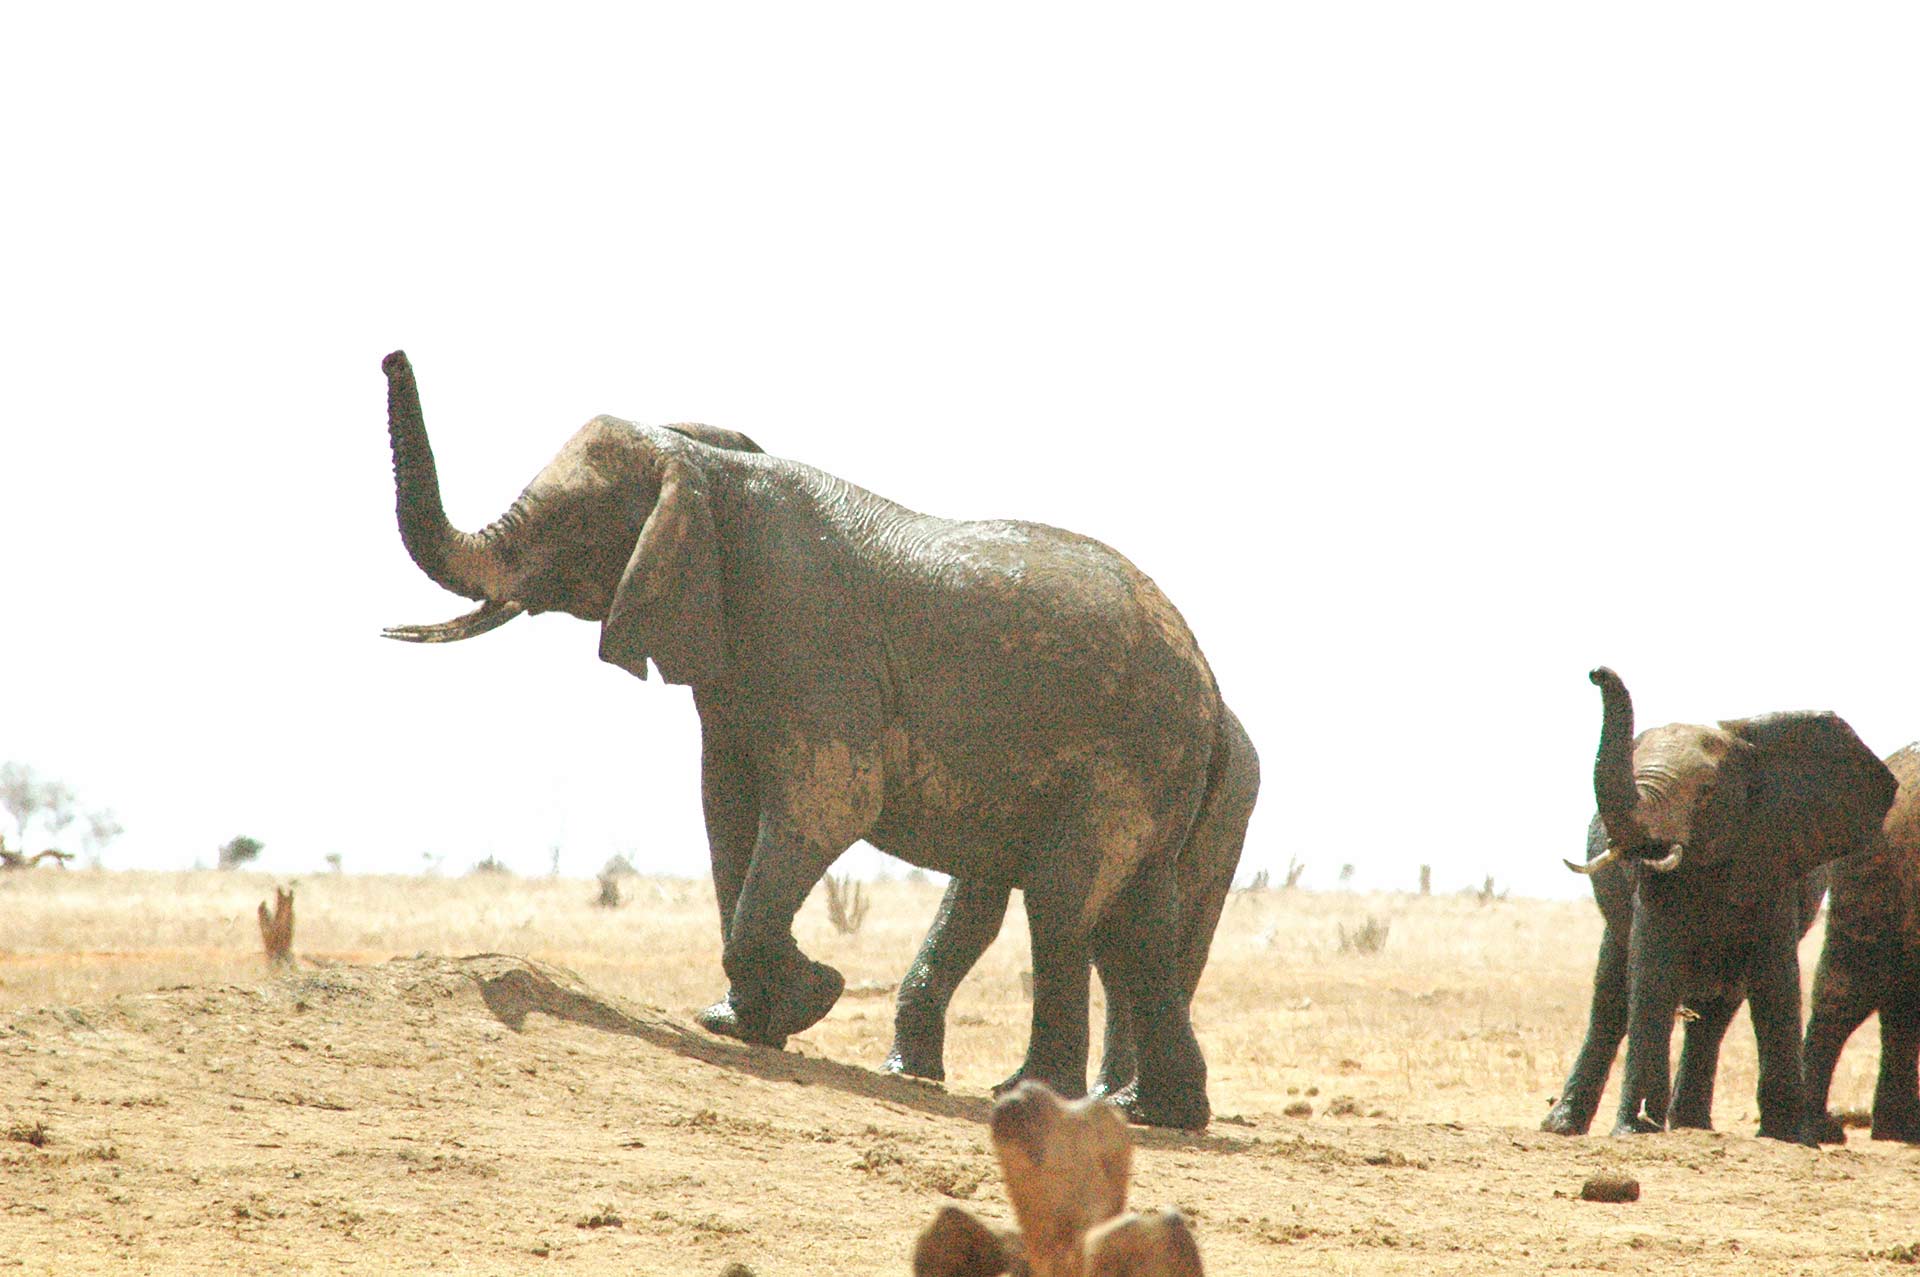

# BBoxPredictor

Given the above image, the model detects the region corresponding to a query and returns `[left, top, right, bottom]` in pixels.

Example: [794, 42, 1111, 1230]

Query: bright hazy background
[5, 5, 1916, 900]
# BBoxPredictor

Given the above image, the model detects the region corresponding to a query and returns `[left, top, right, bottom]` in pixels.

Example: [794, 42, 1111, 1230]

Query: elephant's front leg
[1613, 895, 1684, 1136]
[1667, 992, 1739, 1130]
[1543, 917, 1629, 1135]
[1745, 902, 1811, 1144]
[693, 717, 769, 1040]
[884, 877, 1011, 1081]
[714, 815, 851, 1046]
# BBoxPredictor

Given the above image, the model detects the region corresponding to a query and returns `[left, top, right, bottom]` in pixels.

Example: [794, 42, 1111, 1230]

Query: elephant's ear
[598, 451, 728, 686]
[1719, 711, 1897, 903]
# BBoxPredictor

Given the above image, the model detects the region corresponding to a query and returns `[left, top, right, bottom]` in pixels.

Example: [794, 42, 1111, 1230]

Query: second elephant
[1542, 667, 1893, 1144]
[1802, 742, 1920, 1143]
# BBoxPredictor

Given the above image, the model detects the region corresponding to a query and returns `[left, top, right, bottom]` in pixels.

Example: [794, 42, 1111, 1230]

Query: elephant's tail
[1173, 705, 1260, 1001]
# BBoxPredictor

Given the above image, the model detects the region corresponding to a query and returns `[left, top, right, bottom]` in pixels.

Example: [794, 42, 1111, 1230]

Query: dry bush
[1337, 915, 1390, 955]
[822, 873, 869, 935]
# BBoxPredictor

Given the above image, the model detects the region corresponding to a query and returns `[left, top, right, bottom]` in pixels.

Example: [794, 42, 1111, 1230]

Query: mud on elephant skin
[380, 351, 1241, 1129]
[882, 706, 1256, 1107]
[1802, 742, 1920, 1144]
[1542, 667, 1894, 1144]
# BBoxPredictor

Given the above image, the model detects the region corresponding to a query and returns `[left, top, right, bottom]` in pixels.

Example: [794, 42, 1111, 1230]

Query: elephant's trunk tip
[383, 350, 411, 377]
[1589, 666, 1620, 689]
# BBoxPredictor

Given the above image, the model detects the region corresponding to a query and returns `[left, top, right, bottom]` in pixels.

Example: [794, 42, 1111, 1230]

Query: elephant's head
[1570, 667, 1895, 903]
[381, 351, 760, 685]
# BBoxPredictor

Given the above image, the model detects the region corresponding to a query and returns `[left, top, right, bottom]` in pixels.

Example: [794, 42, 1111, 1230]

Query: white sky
[4, 5, 1917, 900]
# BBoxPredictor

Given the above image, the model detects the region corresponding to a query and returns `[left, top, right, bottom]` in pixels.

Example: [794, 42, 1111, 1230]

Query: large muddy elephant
[1803, 742, 1920, 1143]
[1542, 668, 1893, 1144]
[883, 704, 1257, 1103]
[379, 352, 1250, 1129]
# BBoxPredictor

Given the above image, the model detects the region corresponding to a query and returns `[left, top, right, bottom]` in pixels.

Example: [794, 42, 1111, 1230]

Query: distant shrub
[594, 871, 623, 909]
[469, 855, 512, 876]
[1337, 915, 1390, 955]
[217, 836, 264, 871]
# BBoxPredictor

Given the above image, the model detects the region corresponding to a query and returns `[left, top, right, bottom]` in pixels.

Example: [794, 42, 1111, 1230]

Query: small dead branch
[0, 838, 72, 871]
[257, 887, 295, 969]
[1282, 856, 1306, 890]
[823, 873, 869, 935]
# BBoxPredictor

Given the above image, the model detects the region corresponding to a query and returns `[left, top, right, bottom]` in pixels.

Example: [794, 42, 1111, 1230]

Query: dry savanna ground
[1, 869, 1915, 1274]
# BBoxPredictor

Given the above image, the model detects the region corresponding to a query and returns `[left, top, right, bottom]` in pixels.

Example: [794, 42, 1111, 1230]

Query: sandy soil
[3, 941, 1917, 1275]
[4, 871, 1919, 1274]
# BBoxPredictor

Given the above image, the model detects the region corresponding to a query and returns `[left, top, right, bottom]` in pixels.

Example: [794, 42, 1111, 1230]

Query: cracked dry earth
[2, 954, 1917, 1275]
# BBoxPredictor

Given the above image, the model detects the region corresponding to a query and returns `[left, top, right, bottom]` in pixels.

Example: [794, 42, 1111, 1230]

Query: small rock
[1579, 1173, 1641, 1203]
[1283, 1101, 1313, 1118]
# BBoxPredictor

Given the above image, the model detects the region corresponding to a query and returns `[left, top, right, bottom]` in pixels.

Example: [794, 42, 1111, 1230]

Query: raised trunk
[1589, 666, 1647, 850]
[383, 351, 508, 601]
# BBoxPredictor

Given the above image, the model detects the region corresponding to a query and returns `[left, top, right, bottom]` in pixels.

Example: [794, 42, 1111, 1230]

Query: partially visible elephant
[883, 704, 1257, 1102]
[1802, 742, 1920, 1143]
[1540, 667, 1893, 1143]
[379, 352, 1249, 1129]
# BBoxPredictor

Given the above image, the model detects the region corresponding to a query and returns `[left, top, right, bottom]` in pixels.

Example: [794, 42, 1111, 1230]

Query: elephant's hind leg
[885, 877, 1011, 1081]
[1871, 980, 1920, 1142]
[1802, 936, 1888, 1144]
[1092, 857, 1209, 1130]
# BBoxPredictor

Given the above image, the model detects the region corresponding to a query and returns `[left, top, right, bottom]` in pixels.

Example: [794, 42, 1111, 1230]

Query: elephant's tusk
[382, 599, 526, 643]
[1645, 843, 1685, 873]
[1563, 845, 1621, 876]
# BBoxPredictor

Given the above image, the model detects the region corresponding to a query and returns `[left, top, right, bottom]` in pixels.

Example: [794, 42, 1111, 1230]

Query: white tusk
[1645, 844, 1685, 873]
[1563, 845, 1622, 876]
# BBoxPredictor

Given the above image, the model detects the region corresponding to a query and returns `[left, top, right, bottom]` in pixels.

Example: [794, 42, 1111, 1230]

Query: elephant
[378, 351, 1253, 1129]
[883, 704, 1257, 1103]
[1541, 832, 1827, 1137]
[1802, 742, 1920, 1143]
[1540, 667, 1894, 1143]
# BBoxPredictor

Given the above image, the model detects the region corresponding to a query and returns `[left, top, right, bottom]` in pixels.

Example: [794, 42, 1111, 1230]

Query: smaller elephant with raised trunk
[1802, 742, 1920, 1144]
[1542, 668, 1893, 1144]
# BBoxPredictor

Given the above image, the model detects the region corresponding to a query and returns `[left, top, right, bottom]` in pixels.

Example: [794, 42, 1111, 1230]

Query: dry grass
[0, 869, 1891, 1131]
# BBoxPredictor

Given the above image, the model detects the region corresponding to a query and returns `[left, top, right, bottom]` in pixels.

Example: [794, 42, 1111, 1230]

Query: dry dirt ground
[1, 871, 1916, 1274]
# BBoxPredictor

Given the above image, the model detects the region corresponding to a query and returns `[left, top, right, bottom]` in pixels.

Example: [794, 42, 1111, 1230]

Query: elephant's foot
[700, 960, 845, 1047]
[991, 1064, 1087, 1102]
[1869, 1109, 1920, 1143]
[1609, 1112, 1665, 1137]
[1757, 1121, 1817, 1148]
[696, 993, 780, 1047]
[1808, 1111, 1848, 1145]
[1089, 1070, 1138, 1103]
[879, 1045, 945, 1083]
[1114, 1081, 1210, 1132]
[1540, 1098, 1595, 1137]
[881, 1005, 948, 1082]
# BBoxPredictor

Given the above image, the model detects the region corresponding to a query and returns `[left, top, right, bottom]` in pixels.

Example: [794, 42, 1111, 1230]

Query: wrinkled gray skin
[1540, 668, 1894, 1144]
[380, 352, 1249, 1129]
[1802, 742, 1920, 1144]
[883, 705, 1257, 1101]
